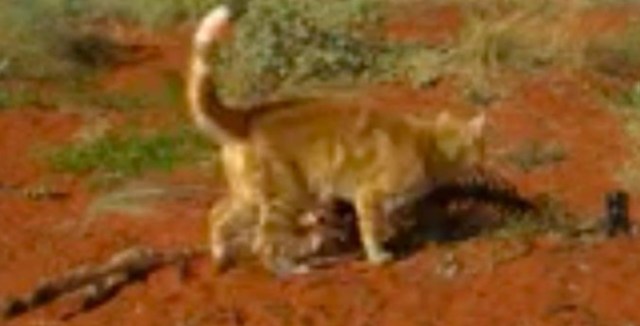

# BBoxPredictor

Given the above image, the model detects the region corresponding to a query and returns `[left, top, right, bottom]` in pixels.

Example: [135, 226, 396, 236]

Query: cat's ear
[435, 111, 453, 131]
[467, 113, 486, 138]
[434, 111, 462, 160]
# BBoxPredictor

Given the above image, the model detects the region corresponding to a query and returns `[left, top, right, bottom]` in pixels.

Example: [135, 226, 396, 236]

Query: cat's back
[252, 96, 426, 145]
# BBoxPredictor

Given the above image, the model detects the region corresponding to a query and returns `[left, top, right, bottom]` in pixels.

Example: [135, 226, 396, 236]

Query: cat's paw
[367, 250, 393, 265]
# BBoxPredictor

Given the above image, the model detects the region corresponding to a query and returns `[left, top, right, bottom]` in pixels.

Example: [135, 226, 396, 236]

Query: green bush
[0, 0, 220, 80]
[0, 86, 44, 109]
[0, 0, 80, 78]
[437, 0, 588, 99]
[212, 0, 436, 100]
[47, 127, 211, 178]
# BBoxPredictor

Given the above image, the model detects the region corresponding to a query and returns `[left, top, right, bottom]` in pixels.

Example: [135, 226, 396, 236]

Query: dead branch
[1, 245, 207, 321]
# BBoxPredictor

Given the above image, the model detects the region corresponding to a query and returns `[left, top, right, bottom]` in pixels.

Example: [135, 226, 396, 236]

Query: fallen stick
[1, 245, 208, 321]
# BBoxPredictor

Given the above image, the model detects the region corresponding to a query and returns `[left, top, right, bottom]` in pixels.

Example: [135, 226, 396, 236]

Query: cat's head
[433, 111, 486, 167]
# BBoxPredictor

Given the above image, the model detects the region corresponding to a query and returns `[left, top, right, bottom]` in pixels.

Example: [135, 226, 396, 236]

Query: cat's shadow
[322, 196, 522, 263]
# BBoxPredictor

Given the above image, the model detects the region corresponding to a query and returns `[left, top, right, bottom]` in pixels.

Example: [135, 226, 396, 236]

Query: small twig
[0, 183, 69, 201]
[1, 246, 208, 321]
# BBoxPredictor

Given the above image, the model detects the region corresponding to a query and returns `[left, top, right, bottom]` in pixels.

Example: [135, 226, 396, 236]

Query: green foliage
[591, 24, 640, 190]
[156, 70, 187, 109]
[47, 127, 212, 180]
[618, 81, 640, 109]
[0, 0, 220, 80]
[0, 0, 435, 102]
[214, 0, 434, 100]
[0, 1, 128, 79]
[0, 86, 45, 109]
[439, 0, 588, 99]
[0, 0, 79, 78]
[444, 0, 640, 100]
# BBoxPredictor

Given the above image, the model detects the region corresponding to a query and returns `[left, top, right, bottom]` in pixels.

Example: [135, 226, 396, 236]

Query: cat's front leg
[355, 189, 393, 265]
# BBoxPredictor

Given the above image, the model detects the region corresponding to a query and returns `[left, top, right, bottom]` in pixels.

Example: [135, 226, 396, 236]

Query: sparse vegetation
[506, 140, 567, 172]
[485, 193, 597, 241]
[57, 70, 185, 111]
[47, 127, 212, 182]
[0, 1, 119, 79]
[0, 86, 45, 109]
[0, 0, 219, 81]
[213, 0, 443, 100]
[616, 91, 640, 190]
[0, 0, 636, 103]
[434, 0, 589, 99]
[2, 0, 630, 109]
[215, 0, 381, 99]
[592, 22, 640, 191]
[586, 22, 640, 80]
[618, 81, 640, 109]
[488, 208, 569, 240]
[0, 0, 211, 112]
[0, 71, 185, 111]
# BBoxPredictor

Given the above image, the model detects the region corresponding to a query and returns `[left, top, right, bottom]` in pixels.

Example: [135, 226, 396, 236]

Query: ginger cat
[188, 5, 486, 273]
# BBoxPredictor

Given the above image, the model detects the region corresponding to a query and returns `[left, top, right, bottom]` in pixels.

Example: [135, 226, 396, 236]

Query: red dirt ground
[2, 3, 640, 326]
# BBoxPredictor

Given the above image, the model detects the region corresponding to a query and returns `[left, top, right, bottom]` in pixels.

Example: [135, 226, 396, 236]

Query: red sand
[2, 3, 640, 325]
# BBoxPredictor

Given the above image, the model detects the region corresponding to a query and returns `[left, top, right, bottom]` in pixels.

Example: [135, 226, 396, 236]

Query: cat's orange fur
[188, 5, 486, 273]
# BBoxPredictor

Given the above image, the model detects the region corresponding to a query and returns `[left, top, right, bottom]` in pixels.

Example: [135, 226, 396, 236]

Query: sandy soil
[2, 3, 640, 326]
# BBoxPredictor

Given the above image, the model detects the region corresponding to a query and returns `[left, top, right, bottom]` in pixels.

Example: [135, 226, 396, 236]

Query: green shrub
[0, 86, 45, 109]
[0, 0, 220, 80]
[619, 81, 640, 108]
[0, 0, 78, 78]
[212, 0, 435, 100]
[438, 0, 588, 98]
[47, 127, 211, 179]
[0, 0, 437, 100]
[0, 0, 131, 79]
